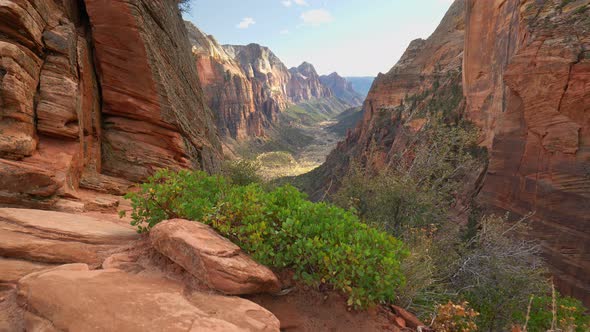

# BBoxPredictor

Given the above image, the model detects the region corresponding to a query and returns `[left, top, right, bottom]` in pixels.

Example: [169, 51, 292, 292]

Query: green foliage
[222, 159, 262, 186]
[514, 295, 590, 332]
[125, 169, 408, 308]
[126, 170, 228, 233]
[333, 118, 481, 237]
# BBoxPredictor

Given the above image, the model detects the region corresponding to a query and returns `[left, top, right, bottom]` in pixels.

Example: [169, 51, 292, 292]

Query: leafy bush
[222, 159, 262, 186]
[514, 294, 590, 332]
[124, 169, 408, 308]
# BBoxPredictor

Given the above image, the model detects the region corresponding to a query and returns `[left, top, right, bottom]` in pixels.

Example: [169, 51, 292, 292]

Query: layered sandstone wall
[0, 0, 222, 208]
[187, 23, 265, 140]
[463, 0, 590, 305]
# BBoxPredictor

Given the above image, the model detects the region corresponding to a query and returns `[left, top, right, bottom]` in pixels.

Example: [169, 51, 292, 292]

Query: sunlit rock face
[187, 23, 266, 140]
[0, 0, 222, 208]
[288, 62, 333, 103]
[463, 0, 590, 306]
[223, 43, 293, 130]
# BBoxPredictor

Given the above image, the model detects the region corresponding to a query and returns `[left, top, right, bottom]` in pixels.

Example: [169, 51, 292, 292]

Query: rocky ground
[0, 202, 420, 331]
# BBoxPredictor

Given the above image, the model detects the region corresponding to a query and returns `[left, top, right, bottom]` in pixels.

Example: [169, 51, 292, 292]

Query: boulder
[17, 264, 280, 332]
[0, 208, 138, 266]
[150, 219, 281, 295]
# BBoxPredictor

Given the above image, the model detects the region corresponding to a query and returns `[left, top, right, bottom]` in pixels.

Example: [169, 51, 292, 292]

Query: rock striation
[187, 23, 264, 140]
[320, 72, 364, 106]
[463, 0, 590, 305]
[0, 0, 222, 210]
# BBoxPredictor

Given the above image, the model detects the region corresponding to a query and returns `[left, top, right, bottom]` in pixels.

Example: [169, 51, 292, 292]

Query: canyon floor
[257, 119, 342, 180]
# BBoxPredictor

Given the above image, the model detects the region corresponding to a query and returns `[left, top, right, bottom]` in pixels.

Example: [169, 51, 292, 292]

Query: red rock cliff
[187, 23, 265, 140]
[463, 0, 590, 305]
[0, 0, 222, 208]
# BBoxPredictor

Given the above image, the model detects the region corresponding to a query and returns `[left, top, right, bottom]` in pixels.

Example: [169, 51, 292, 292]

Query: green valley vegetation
[231, 97, 356, 180]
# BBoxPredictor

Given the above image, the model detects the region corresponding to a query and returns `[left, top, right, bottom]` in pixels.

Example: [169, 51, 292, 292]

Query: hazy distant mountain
[344, 77, 375, 97]
[320, 73, 364, 106]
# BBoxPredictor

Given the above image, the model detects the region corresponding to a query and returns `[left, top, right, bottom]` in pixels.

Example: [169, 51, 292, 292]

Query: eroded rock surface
[0, 0, 222, 210]
[17, 264, 280, 332]
[463, 0, 590, 305]
[0, 208, 138, 266]
[151, 219, 281, 295]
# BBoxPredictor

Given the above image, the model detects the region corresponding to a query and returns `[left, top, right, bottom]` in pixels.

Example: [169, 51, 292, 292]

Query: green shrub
[124, 169, 408, 308]
[125, 170, 229, 233]
[222, 159, 262, 186]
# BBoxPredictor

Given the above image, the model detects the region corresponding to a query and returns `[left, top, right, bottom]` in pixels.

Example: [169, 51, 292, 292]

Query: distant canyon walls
[315, 0, 590, 305]
[188, 24, 358, 141]
[0, 0, 222, 208]
[463, 0, 590, 305]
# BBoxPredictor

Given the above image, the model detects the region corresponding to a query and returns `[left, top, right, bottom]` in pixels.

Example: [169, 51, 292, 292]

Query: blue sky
[185, 0, 454, 77]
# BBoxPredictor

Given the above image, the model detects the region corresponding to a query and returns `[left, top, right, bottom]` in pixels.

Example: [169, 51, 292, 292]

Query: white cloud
[236, 17, 256, 29]
[282, 0, 308, 7]
[300, 9, 333, 26]
[280, 29, 290, 34]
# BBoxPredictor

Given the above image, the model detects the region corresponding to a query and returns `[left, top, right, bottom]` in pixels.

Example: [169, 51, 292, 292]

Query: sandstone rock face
[288, 62, 333, 103]
[17, 264, 280, 332]
[0, 0, 222, 209]
[151, 219, 281, 295]
[0, 208, 138, 266]
[187, 23, 265, 140]
[463, 0, 590, 305]
[308, 0, 466, 199]
[320, 72, 364, 106]
[224, 43, 293, 127]
[84, 0, 222, 182]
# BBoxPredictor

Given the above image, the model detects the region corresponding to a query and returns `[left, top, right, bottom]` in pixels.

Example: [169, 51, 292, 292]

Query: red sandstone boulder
[150, 219, 281, 295]
[17, 264, 280, 332]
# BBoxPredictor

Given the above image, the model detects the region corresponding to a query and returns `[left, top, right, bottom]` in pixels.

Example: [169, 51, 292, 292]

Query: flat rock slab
[17, 264, 280, 332]
[0, 208, 138, 266]
[150, 219, 281, 295]
[0, 258, 54, 283]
